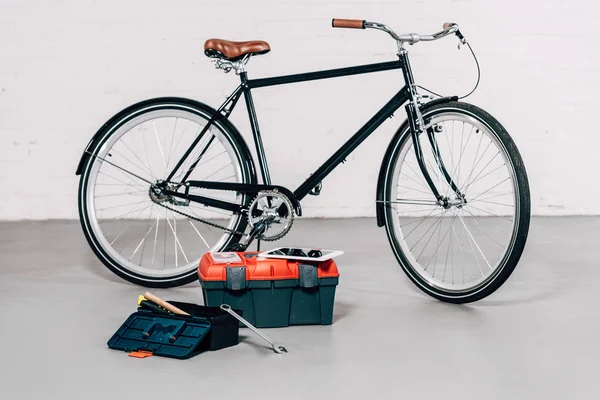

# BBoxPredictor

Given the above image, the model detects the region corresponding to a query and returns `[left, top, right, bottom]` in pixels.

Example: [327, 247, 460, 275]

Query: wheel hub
[149, 180, 189, 206]
[439, 193, 468, 209]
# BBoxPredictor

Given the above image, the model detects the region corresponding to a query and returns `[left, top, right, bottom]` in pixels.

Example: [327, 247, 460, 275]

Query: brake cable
[416, 40, 481, 100]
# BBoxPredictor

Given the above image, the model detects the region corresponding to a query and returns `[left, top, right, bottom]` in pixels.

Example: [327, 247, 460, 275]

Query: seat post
[240, 71, 272, 185]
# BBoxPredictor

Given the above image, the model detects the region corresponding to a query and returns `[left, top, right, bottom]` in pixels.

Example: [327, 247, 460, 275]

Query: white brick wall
[0, 0, 596, 219]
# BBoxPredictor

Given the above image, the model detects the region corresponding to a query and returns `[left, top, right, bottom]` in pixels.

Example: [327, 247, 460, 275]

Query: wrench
[220, 304, 288, 354]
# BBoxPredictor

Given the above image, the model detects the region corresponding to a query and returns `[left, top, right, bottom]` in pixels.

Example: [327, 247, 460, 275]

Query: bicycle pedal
[309, 182, 322, 196]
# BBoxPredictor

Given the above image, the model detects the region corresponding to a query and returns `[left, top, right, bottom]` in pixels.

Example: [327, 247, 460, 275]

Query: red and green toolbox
[198, 251, 340, 328]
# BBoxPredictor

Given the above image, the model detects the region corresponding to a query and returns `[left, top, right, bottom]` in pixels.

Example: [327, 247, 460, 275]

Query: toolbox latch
[298, 264, 319, 288]
[226, 266, 247, 290]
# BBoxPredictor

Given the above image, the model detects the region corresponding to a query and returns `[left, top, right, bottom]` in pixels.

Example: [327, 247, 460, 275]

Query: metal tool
[219, 304, 288, 354]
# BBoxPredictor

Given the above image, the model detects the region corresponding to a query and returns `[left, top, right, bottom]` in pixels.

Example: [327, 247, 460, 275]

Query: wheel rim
[83, 106, 246, 280]
[388, 110, 520, 294]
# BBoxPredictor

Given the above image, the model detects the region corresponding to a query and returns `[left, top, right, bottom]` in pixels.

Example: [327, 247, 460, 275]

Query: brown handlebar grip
[332, 19, 366, 29]
[443, 22, 455, 29]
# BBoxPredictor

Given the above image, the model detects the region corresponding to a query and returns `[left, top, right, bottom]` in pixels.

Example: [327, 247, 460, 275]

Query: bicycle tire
[382, 101, 530, 303]
[78, 97, 256, 287]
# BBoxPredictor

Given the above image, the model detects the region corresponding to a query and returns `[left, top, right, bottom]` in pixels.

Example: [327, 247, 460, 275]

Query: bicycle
[75, 19, 530, 303]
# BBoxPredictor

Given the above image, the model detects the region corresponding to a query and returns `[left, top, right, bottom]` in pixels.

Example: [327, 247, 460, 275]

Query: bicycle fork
[400, 52, 463, 207]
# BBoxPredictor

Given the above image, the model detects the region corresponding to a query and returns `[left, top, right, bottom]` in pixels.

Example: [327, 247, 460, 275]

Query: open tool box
[198, 251, 340, 328]
[107, 299, 242, 359]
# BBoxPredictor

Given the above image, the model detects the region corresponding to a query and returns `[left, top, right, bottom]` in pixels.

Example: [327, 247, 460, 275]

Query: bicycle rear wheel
[382, 101, 530, 303]
[78, 98, 255, 287]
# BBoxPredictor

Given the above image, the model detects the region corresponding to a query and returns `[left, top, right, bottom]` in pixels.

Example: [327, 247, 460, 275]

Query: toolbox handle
[298, 264, 319, 288]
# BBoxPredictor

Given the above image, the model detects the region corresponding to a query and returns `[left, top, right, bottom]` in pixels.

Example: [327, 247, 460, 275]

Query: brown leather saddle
[204, 39, 270, 61]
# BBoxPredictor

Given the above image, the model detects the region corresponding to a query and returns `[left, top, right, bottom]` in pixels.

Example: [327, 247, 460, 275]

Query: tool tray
[107, 301, 242, 359]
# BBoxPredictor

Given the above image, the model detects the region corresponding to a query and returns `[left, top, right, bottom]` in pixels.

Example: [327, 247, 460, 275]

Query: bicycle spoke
[129, 218, 158, 262]
[195, 150, 227, 168]
[217, 175, 236, 182]
[446, 214, 455, 284]
[463, 129, 485, 192]
[450, 223, 468, 284]
[166, 122, 189, 173]
[461, 139, 493, 192]
[96, 183, 147, 187]
[426, 213, 445, 273]
[404, 206, 446, 238]
[401, 161, 432, 192]
[96, 199, 148, 212]
[463, 217, 506, 248]
[461, 206, 511, 235]
[100, 202, 152, 226]
[414, 212, 448, 262]
[462, 151, 501, 193]
[152, 121, 168, 175]
[464, 162, 506, 191]
[468, 177, 511, 203]
[96, 172, 147, 192]
[108, 203, 154, 246]
[118, 138, 158, 181]
[173, 212, 178, 267]
[475, 191, 513, 202]
[165, 211, 189, 265]
[397, 183, 435, 196]
[165, 117, 179, 170]
[398, 209, 445, 227]
[108, 146, 155, 182]
[163, 208, 167, 268]
[138, 213, 152, 266]
[176, 133, 217, 181]
[152, 210, 160, 265]
[201, 163, 231, 181]
[471, 199, 514, 208]
[95, 190, 146, 199]
[189, 220, 211, 249]
[95, 154, 153, 185]
[458, 211, 492, 270]
[455, 122, 470, 188]
[466, 204, 514, 222]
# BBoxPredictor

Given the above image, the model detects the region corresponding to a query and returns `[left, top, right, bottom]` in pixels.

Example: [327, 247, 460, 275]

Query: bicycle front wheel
[382, 101, 530, 303]
[78, 98, 255, 287]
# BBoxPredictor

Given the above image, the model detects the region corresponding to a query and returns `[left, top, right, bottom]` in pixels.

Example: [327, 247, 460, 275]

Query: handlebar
[331, 19, 465, 46]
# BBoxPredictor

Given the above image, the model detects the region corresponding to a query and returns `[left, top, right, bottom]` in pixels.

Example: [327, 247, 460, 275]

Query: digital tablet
[258, 247, 343, 262]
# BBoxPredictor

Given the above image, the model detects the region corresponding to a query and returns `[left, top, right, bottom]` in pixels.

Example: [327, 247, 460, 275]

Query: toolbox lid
[198, 251, 339, 282]
[107, 311, 211, 359]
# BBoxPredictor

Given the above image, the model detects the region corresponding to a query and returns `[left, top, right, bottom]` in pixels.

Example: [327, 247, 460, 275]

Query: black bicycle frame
[166, 52, 449, 212]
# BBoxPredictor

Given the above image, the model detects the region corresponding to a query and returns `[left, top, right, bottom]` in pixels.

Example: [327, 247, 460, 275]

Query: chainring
[248, 190, 295, 241]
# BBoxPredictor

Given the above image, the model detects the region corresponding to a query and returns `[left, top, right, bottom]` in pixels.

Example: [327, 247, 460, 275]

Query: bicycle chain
[152, 186, 248, 236]
[153, 189, 295, 240]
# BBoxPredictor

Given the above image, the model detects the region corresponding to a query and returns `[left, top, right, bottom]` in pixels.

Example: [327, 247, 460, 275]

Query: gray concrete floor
[0, 217, 599, 399]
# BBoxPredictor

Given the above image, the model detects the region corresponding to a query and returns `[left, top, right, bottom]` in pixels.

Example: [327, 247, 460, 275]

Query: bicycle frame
[166, 51, 451, 212]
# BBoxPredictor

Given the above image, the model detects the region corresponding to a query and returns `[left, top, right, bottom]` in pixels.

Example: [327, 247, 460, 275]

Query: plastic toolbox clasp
[226, 266, 247, 290]
[298, 264, 319, 288]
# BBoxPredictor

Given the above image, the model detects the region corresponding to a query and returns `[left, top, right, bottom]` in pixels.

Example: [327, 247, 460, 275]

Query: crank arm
[163, 190, 244, 214]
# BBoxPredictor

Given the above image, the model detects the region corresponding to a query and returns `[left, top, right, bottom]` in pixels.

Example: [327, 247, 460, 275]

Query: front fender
[375, 96, 458, 227]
